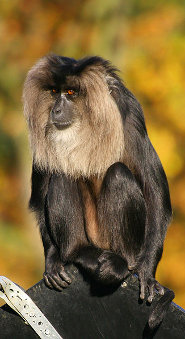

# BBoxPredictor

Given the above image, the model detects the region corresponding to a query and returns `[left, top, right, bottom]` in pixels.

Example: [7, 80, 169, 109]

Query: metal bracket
[0, 276, 63, 339]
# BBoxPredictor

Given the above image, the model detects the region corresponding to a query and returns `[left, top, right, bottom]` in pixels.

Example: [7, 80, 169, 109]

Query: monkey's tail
[143, 288, 175, 339]
[75, 246, 129, 286]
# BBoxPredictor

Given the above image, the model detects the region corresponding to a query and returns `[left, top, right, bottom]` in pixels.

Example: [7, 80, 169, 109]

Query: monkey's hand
[43, 260, 72, 291]
[137, 267, 164, 303]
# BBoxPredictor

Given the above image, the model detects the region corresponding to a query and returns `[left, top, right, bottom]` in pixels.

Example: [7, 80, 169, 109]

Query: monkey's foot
[138, 274, 164, 303]
[43, 264, 72, 291]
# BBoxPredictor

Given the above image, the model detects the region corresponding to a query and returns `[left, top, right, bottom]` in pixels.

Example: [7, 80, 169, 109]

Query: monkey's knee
[106, 162, 130, 177]
[103, 162, 144, 203]
[104, 162, 135, 187]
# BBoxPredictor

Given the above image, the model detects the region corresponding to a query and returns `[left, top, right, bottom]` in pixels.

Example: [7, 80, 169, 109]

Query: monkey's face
[50, 88, 77, 130]
[23, 55, 124, 177]
[23, 57, 83, 134]
[47, 70, 86, 133]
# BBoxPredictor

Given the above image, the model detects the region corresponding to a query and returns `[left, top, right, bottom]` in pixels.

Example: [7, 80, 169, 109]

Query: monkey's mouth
[53, 121, 72, 130]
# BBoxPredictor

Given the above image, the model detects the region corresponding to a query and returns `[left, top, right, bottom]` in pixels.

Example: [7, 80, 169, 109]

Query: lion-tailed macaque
[23, 54, 174, 330]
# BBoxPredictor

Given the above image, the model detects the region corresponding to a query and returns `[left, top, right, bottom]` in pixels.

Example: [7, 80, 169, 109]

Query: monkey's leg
[44, 173, 88, 290]
[76, 162, 146, 286]
[101, 164, 165, 303]
[96, 162, 146, 285]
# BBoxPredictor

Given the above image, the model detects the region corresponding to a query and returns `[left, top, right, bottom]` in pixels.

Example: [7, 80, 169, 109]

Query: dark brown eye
[51, 88, 60, 94]
[67, 89, 75, 95]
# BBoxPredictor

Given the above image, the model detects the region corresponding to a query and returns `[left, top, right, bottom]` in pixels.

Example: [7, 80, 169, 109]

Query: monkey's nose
[51, 109, 62, 122]
[54, 108, 61, 114]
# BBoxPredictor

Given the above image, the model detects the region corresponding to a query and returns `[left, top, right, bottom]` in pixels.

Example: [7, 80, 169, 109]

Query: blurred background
[0, 0, 185, 307]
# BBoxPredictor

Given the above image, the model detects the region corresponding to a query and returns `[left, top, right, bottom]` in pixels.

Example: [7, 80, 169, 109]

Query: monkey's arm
[29, 165, 72, 290]
[44, 173, 88, 290]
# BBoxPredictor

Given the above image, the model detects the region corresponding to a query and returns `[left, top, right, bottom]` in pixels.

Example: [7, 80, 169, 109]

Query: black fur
[28, 55, 174, 331]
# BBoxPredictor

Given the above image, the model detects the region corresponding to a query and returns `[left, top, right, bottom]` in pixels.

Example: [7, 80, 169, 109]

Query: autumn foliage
[0, 0, 185, 307]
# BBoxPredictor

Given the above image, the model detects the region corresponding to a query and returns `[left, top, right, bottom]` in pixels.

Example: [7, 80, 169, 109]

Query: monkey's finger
[47, 275, 67, 291]
[44, 273, 63, 290]
[154, 281, 164, 295]
[147, 286, 155, 303]
[53, 274, 69, 288]
[138, 274, 147, 300]
[147, 279, 155, 303]
[43, 273, 53, 289]
[140, 283, 145, 300]
[55, 274, 70, 288]
[147, 279, 165, 302]
[59, 270, 72, 284]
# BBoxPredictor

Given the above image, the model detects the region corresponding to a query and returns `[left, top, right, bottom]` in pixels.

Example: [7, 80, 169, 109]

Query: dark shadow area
[76, 264, 120, 297]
